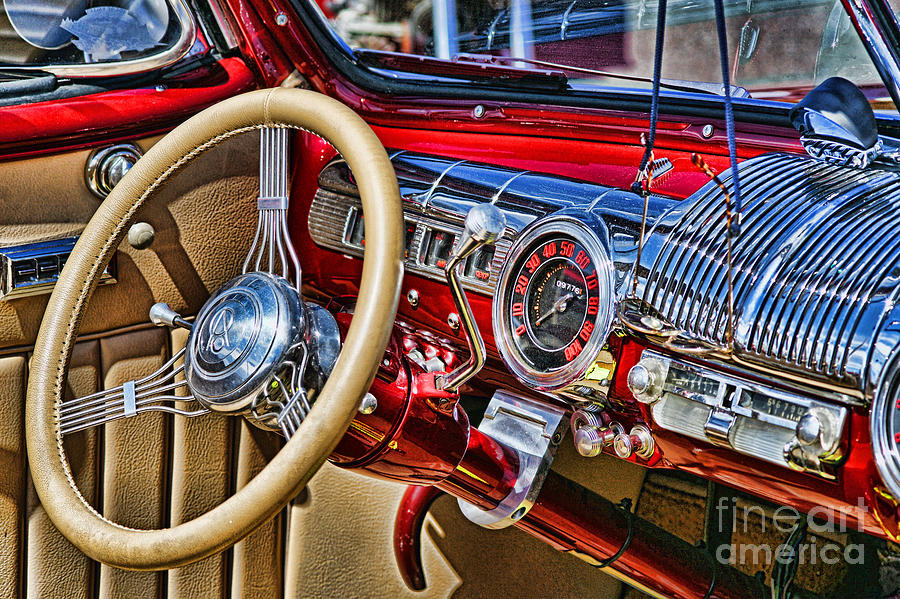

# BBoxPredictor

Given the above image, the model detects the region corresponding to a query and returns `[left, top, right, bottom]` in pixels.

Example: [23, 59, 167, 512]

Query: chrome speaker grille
[638, 152, 900, 391]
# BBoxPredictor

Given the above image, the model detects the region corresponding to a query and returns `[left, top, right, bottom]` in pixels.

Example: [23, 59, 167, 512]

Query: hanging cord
[629, 0, 668, 297]
[692, 154, 735, 347]
[713, 0, 743, 233]
[711, 0, 742, 350]
[632, 0, 668, 192]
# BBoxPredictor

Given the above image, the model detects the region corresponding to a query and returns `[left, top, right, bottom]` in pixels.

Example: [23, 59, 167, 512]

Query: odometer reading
[507, 236, 603, 372]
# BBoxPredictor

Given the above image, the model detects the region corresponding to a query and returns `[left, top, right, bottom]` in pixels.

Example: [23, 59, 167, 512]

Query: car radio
[627, 350, 849, 479]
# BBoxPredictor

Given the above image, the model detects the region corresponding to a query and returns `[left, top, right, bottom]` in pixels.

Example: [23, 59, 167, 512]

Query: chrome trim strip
[490, 170, 530, 204]
[421, 159, 468, 209]
[560, 0, 577, 40]
[844, 0, 900, 111]
[4, 0, 197, 78]
[205, 0, 240, 50]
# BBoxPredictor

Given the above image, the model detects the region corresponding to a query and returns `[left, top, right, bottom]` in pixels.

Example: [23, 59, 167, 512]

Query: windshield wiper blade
[355, 50, 569, 91]
[454, 53, 750, 97]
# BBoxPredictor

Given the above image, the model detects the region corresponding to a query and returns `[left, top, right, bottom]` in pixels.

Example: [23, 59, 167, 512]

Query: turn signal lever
[437, 204, 506, 392]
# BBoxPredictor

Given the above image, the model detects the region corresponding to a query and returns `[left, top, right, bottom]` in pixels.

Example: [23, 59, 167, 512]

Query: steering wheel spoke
[243, 127, 301, 289]
[58, 347, 210, 435]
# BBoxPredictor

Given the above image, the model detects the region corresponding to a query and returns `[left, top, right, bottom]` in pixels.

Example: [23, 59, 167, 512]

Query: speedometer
[494, 218, 614, 391]
[872, 368, 900, 500]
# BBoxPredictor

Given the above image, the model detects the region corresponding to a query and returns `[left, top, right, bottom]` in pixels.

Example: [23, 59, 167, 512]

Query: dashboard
[303, 146, 900, 540]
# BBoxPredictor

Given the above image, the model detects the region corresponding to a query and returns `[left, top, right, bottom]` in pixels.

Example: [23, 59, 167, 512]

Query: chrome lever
[437, 204, 506, 392]
[149, 302, 192, 330]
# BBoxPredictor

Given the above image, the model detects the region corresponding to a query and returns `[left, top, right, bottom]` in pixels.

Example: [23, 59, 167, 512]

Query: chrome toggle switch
[613, 424, 655, 459]
[627, 357, 667, 404]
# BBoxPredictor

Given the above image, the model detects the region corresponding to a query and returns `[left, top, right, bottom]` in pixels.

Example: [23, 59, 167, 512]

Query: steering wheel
[25, 88, 404, 570]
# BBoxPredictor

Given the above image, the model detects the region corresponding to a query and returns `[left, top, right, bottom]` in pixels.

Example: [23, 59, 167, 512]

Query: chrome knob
[796, 413, 821, 446]
[462, 203, 506, 246]
[570, 408, 602, 434]
[574, 421, 624, 457]
[358, 393, 378, 415]
[796, 407, 839, 454]
[627, 358, 667, 404]
[149, 303, 192, 330]
[613, 424, 655, 459]
[105, 153, 134, 188]
[85, 144, 142, 199]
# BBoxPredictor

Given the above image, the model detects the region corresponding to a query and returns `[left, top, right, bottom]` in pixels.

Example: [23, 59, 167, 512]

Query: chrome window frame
[0, 0, 197, 78]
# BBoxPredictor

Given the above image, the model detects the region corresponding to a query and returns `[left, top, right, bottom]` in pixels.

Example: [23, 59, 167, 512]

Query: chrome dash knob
[627, 358, 667, 404]
[574, 421, 624, 457]
[613, 424, 655, 459]
[570, 408, 602, 434]
[463, 203, 506, 246]
[796, 412, 822, 446]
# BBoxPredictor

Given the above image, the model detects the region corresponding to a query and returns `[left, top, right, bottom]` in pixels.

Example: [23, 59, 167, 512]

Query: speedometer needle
[535, 293, 574, 327]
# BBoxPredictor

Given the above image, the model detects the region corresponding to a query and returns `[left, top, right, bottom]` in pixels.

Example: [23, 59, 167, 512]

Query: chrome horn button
[185, 272, 305, 413]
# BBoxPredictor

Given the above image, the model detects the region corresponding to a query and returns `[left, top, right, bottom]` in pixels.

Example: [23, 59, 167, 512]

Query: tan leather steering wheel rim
[25, 88, 404, 570]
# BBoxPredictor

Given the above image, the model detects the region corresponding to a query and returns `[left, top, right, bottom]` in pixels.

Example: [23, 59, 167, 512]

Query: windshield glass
[322, 0, 897, 110]
[0, 0, 189, 69]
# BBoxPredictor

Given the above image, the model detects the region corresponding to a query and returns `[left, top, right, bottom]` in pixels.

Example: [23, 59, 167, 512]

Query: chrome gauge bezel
[871, 366, 900, 499]
[493, 217, 614, 391]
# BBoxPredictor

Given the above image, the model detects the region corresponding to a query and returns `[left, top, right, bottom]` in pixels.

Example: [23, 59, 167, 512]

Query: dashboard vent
[638, 152, 900, 391]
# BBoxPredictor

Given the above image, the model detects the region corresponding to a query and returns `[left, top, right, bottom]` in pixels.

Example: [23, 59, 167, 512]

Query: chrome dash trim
[309, 188, 513, 296]
[635, 151, 900, 399]
[490, 170, 531, 204]
[309, 152, 668, 299]
[0, 236, 116, 300]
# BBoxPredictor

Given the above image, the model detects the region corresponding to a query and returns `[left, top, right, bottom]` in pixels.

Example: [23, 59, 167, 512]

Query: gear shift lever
[437, 204, 506, 392]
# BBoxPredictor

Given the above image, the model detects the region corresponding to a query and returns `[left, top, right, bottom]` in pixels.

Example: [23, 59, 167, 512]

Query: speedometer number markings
[504, 233, 605, 372]
[494, 220, 613, 390]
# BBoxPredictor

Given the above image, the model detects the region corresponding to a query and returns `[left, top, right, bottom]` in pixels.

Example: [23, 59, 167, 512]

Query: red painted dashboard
[285, 121, 892, 544]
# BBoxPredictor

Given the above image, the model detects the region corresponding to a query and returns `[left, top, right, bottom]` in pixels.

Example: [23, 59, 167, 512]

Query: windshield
[0, 0, 191, 71]
[322, 0, 898, 110]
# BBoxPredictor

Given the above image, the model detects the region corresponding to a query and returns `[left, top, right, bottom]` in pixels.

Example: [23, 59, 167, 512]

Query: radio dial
[628, 358, 667, 404]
